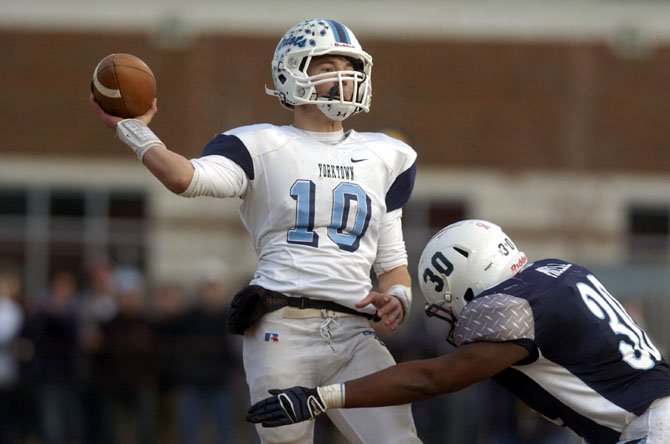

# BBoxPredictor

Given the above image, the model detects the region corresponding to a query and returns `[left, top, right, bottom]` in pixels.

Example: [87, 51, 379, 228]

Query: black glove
[246, 386, 327, 427]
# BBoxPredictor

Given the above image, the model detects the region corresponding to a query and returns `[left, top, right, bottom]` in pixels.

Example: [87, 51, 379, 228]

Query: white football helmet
[418, 220, 528, 326]
[265, 19, 373, 121]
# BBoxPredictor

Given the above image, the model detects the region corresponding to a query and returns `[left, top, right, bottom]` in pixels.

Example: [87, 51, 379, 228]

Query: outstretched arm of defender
[247, 341, 529, 427]
[342, 341, 528, 407]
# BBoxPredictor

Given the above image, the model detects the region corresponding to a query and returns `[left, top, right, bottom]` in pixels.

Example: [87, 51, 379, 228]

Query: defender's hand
[246, 386, 327, 427]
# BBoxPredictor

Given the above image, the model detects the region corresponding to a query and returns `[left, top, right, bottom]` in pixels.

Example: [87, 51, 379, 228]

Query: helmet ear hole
[453, 247, 469, 258]
[464, 288, 475, 303]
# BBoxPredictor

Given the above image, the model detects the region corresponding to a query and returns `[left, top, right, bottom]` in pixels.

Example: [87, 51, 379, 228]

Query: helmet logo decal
[510, 254, 528, 273]
[276, 35, 308, 53]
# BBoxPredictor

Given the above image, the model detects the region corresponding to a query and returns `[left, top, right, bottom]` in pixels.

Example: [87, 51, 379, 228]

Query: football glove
[246, 386, 327, 427]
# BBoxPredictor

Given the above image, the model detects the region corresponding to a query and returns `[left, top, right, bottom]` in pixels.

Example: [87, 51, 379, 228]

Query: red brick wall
[3, 29, 669, 173]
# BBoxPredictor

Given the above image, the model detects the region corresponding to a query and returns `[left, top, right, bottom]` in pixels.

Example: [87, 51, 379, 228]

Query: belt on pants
[263, 288, 381, 322]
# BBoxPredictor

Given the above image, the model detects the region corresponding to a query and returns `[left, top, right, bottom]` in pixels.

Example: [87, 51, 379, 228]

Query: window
[0, 189, 28, 279]
[0, 188, 27, 216]
[0, 187, 147, 299]
[627, 205, 670, 263]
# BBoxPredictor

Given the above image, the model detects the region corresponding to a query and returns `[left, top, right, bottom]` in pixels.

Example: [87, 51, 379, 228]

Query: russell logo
[264, 332, 280, 342]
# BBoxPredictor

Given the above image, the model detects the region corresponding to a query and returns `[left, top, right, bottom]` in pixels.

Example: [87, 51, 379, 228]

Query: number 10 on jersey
[287, 180, 372, 253]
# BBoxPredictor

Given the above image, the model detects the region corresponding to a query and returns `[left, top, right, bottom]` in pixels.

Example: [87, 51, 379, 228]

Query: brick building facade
[2, 29, 670, 172]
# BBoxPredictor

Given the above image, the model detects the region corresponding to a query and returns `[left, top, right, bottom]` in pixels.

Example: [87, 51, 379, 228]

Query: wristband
[387, 284, 412, 317]
[116, 119, 166, 161]
[317, 383, 345, 409]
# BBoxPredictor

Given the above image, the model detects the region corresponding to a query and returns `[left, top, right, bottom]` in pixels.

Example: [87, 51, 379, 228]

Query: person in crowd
[97, 267, 158, 444]
[78, 256, 120, 444]
[0, 267, 24, 444]
[171, 260, 240, 444]
[153, 281, 189, 444]
[21, 271, 84, 444]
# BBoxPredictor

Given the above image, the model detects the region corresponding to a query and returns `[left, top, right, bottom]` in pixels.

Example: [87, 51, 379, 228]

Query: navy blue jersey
[452, 259, 670, 444]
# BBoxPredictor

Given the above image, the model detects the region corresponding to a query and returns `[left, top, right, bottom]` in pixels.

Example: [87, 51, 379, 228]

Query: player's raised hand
[90, 94, 158, 130]
[246, 386, 327, 427]
[356, 291, 405, 331]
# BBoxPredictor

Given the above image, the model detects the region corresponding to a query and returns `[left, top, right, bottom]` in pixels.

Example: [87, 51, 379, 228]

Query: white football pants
[243, 307, 422, 444]
[617, 396, 670, 444]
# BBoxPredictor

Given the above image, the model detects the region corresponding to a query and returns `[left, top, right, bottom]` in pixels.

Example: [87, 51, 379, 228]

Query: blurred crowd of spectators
[0, 258, 256, 444]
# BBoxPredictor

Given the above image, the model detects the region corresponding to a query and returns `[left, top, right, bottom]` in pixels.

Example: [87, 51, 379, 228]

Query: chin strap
[317, 102, 356, 122]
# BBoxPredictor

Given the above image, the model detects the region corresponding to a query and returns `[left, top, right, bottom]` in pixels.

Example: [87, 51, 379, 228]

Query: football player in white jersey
[90, 19, 421, 444]
[247, 219, 670, 444]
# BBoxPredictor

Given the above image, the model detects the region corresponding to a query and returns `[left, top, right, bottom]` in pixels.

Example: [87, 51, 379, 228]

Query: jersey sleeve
[386, 161, 416, 212]
[200, 133, 254, 180]
[365, 132, 417, 212]
[373, 209, 408, 275]
[453, 293, 538, 360]
[384, 137, 416, 212]
[180, 133, 253, 198]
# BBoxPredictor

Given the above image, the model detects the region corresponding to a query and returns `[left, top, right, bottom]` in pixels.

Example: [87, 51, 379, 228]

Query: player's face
[307, 55, 355, 101]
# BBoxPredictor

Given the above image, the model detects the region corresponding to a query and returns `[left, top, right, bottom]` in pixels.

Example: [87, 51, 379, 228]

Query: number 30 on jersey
[577, 274, 661, 370]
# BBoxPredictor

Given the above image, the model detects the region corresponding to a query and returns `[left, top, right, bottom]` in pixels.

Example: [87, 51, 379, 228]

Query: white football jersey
[183, 124, 417, 312]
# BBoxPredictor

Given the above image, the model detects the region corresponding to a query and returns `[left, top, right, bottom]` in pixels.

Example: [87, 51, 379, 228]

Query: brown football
[91, 53, 156, 118]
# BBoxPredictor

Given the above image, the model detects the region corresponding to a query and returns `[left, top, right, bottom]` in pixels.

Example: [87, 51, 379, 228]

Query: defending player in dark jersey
[247, 219, 670, 444]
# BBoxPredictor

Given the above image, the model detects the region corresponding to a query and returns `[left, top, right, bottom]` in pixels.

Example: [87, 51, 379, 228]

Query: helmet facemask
[310, 59, 370, 121]
[425, 288, 475, 346]
[422, 254, 476, 345]
[266, 19, 373, 121]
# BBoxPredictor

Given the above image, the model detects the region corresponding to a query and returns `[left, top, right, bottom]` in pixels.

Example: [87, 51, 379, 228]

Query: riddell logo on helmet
[510, 255, 528, 273]
[334, 42, 355, 48]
